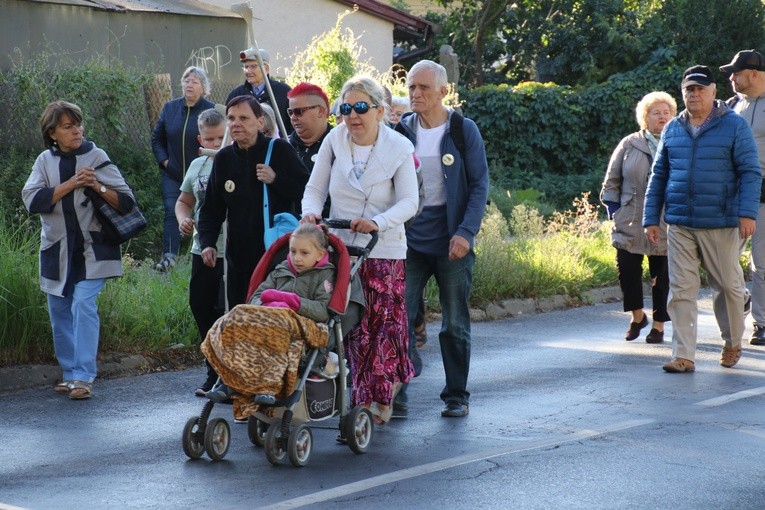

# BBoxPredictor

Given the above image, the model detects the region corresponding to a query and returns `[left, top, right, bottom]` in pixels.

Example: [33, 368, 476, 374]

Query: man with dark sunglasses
[394, 60, 489, 418]
[226, 48, 293, 135]
[287, 83, 334, 217]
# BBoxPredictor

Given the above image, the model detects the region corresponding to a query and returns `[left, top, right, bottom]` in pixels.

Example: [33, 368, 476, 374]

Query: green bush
[424, 197, 618, 311]
[98, 255, 197, 351]
[461, 52, 684, 212]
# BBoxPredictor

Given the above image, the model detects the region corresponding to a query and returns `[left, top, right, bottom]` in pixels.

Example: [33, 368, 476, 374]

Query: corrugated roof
[19, 0, 240, 17]
[333, 0, 431, 39]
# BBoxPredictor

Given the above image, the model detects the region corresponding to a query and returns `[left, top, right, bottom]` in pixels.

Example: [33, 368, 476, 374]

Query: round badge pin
[311, 154, 318, 163]
[224, 180, 235, 193]
[442, 153, 455, 166]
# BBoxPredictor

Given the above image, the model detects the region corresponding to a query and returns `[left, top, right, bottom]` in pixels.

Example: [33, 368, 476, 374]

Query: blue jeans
[47, 278, 106, 383]
[161, 173, 182, 257]
[401, 247, 474, 406]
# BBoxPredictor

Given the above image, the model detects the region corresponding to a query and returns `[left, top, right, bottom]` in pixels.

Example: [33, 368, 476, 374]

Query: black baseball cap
[681, 65, 714, 88]
[719, 49, 765, 74]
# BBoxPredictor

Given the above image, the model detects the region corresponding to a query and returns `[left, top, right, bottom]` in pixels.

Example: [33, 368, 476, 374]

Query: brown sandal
[414, 323, 428, 349]
[54, 381, 73, 394]
[68, 380, 93, 400]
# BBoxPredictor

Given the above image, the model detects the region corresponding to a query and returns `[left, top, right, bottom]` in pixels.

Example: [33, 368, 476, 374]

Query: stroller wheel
[204, 417, 231, 461]
[182, 417, 205, 460]
[288, 424, 313, 467]
[344, 406, 374, 454]
[264, 422, 288, 465]
[247, 416, 268, 447]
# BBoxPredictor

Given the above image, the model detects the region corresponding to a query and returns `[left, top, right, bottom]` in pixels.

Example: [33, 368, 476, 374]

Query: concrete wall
[1, 0, 247, 88]
[203, 0, 394, 79]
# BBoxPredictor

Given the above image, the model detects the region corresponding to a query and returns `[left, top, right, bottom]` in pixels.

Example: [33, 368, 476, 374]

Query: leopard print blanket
[201, 304, 329, 419]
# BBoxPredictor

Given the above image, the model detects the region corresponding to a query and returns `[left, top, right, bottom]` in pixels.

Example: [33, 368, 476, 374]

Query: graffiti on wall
[186, 45, 235, 80]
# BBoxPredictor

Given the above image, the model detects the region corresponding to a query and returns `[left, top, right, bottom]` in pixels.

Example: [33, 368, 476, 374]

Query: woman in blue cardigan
[151, 66, 215, 272]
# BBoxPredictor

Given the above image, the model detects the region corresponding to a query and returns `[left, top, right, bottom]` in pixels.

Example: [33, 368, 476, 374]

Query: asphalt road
[2, 291, 765, 510]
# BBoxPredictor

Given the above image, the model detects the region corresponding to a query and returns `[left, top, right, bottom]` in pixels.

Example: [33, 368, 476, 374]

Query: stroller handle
[323, 219, 378, 257]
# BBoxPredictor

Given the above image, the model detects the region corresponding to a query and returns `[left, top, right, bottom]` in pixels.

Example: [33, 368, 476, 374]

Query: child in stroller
[202, 223, 338, 411]
[184, 220, 376, 465]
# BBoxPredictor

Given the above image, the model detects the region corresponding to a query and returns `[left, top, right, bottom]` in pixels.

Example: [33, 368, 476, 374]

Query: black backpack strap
[449, 111, 466, 162]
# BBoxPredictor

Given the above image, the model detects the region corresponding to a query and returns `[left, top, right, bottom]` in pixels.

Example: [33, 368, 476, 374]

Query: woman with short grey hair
[151, 66, 215, 272]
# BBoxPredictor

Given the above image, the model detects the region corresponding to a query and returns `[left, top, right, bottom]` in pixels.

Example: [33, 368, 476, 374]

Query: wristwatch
[99, 184, 107, 194]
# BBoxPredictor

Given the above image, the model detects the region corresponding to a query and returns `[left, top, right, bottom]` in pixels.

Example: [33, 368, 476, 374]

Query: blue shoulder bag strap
[262, 138, 277, 230]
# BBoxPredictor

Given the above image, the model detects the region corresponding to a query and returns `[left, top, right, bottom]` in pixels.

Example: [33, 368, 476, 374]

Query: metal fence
[0, 77, 240, 156]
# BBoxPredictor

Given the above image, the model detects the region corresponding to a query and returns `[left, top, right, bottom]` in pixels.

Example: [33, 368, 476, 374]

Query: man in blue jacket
[395, 60, 489, 417]
[644, 65, 761, 373]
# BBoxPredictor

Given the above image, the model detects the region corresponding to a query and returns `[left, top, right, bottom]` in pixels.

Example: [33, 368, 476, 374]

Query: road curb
[0, 286, 623, 393]
[431, 285, 623, 323]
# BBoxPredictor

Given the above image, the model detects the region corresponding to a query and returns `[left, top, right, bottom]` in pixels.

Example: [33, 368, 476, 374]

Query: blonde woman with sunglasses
[301, 75, 419, 424]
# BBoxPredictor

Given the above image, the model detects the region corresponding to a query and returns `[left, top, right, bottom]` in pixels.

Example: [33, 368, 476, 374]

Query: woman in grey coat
[600, 91, 676, 343]
[22, 101, 135, 399]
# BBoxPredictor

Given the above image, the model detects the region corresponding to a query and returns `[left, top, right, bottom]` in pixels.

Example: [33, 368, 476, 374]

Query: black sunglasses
[287, 104, 321, 117]
[339, 101, 378, 115]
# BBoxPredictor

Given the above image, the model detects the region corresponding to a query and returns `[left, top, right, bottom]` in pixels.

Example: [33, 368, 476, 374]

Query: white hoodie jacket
[302, 123, 418, 259]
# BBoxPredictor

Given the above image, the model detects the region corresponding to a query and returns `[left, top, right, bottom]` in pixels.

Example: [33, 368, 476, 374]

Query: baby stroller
[182, 219, 377, 467]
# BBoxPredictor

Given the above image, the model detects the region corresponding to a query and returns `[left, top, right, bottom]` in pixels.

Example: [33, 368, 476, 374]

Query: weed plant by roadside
[97, 253, 197, 353]
[1, 194, 621, 366]
[0, 218, 197, 366]
[425, 194, 617, 310]
[0, 219, 51, 364]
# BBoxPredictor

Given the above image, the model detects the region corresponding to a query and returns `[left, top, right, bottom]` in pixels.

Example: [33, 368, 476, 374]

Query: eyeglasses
[287, 104, 322, 117]
[339, 101, 378, 115]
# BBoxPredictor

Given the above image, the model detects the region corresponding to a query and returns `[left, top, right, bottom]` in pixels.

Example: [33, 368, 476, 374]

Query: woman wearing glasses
[301, 75, 419, 424]
[600, 91, 676, 343]
[151, 66, 215, 272]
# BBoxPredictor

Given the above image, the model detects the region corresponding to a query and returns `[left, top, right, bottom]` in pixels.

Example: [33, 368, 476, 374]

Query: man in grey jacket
[720, 50, 765, 346]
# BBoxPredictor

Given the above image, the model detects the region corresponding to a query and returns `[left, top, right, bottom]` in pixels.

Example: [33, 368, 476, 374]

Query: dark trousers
[160, 173, 182, 257]
[226, 264, 257, 310]
[190, 254, 225, 341]
[190, 254, 224, 380]
[616, 249, 671, 323]
[401, 248, 475, 406]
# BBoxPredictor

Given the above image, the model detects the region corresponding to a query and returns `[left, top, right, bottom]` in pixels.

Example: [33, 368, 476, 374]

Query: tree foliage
[285, 9, 377, 102]
[430, 0, 765, 88]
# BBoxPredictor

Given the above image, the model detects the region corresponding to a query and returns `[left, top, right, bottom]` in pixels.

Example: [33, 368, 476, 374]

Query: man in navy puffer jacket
[644, 65, 761, 373]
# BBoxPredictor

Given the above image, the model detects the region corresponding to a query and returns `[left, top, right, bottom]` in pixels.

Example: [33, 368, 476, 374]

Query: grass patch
[0, 218, 197, 366]
[3, 193, 621, 365]
[98, 254, 197, 352]
[425, 194, 618, 311]
[0, 219, 52, 364]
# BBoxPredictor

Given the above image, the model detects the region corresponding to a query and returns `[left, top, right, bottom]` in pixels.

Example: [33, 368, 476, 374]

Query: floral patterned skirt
[347, 258, 414, 408]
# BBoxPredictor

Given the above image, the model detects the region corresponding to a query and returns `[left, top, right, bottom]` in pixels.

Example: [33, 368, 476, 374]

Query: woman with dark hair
[151, 66, 215, 272]
[197, 95, 309, 308]
[22, 100, 136, 399]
